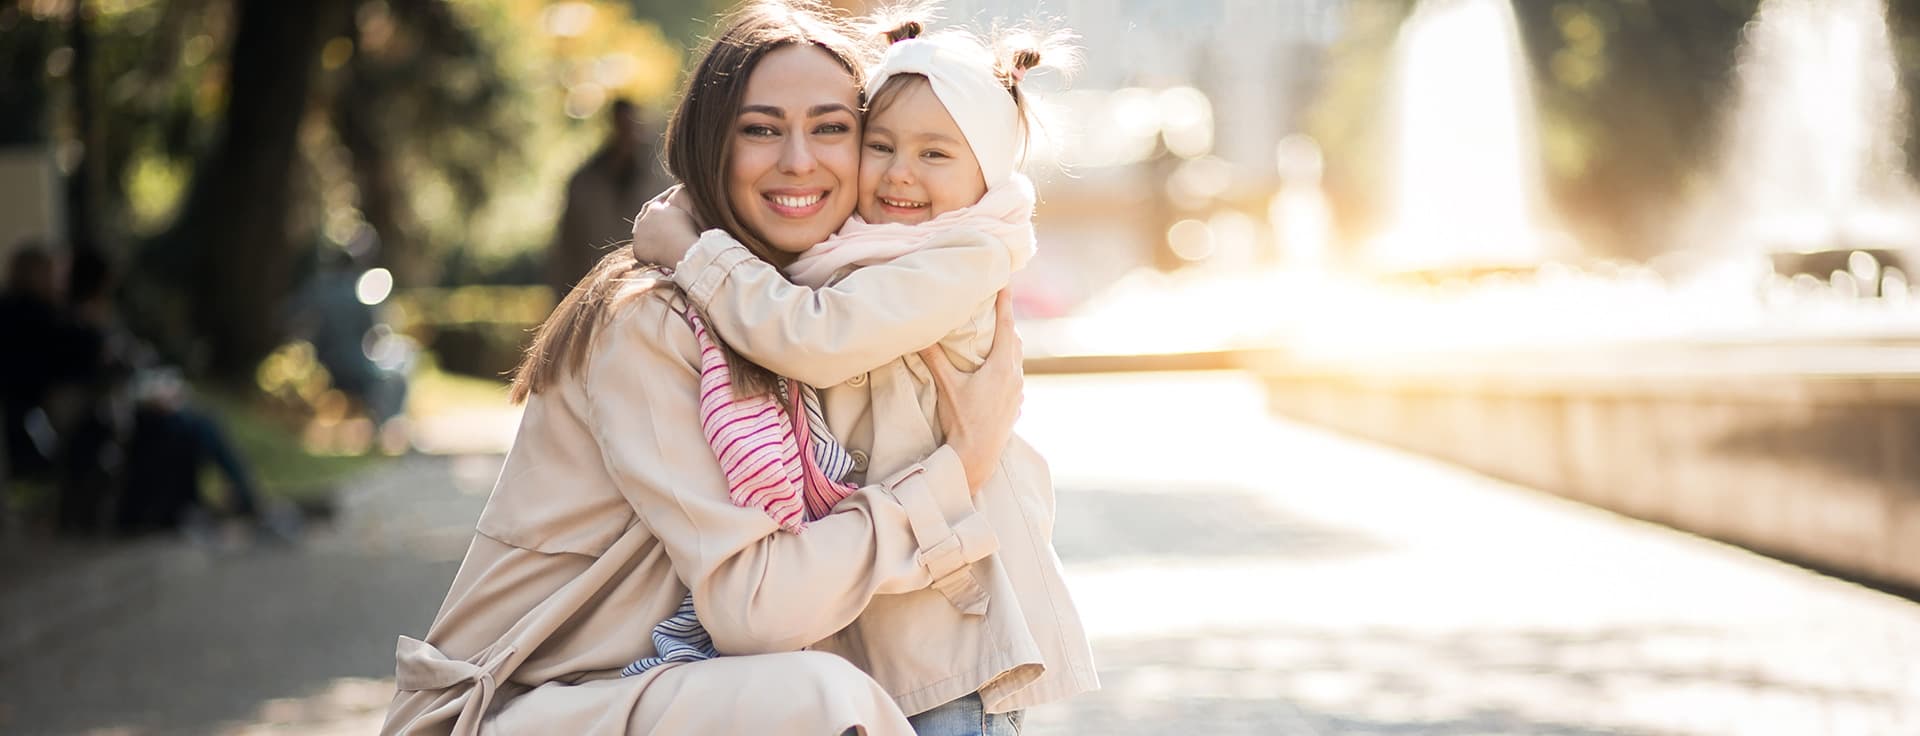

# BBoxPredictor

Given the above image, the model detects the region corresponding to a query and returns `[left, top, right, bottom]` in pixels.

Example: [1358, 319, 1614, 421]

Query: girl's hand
[920, 289, 1023, 493]
[630, 185, 703, 266]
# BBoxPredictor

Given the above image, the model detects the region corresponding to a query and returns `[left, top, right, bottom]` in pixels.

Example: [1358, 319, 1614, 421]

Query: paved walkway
[0, 454, 502, 736]
[1020, 374, 1920, 735]
[3, 373, 1917, 734]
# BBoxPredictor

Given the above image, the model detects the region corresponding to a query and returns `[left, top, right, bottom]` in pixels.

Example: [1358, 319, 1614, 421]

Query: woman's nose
[778, 136, 818, 175]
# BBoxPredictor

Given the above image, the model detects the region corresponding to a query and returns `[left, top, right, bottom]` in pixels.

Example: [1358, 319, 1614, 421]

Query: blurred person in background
[0, 242, 129, 533]
[114, 368, 273, 540]
[53, 247, 135, 534]
[0, 242, 68, 484]
[286, 237, 411, 441]
[548, 98, 667, 298]
[52, 249, 288, 542]
[0, 243, 281, 541]
[0, 241, 118, 534]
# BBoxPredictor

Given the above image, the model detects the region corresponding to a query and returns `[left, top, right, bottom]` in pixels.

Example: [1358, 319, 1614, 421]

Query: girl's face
[726, 44, 863, 255]
[857, 78, 989, 226]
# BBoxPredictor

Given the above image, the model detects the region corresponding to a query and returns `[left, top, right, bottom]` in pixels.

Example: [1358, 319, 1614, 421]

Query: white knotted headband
[864, 33, 1022, 188]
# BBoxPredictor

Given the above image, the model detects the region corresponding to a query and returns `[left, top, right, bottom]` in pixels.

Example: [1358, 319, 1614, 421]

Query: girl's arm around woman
[584, 288, 1021, 655]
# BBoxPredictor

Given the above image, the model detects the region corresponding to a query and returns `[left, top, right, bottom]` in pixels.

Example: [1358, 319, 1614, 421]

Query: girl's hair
[510, 0, 868, 403]
[861, 15, 1080, 168]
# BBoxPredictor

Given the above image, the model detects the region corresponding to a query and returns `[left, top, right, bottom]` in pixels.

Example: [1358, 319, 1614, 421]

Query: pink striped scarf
[686, 309, 856, 532]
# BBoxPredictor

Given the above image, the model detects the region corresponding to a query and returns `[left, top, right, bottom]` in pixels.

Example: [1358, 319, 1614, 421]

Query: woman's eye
[815, 122, 851, 135]
[742, 124, 779, 138]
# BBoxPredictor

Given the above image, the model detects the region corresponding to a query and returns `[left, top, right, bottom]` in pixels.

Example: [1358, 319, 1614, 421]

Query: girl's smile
[857, 77, 988, 226]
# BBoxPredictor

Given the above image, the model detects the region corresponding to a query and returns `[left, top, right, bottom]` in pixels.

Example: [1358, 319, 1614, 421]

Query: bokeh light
[356, 267, 395, 306]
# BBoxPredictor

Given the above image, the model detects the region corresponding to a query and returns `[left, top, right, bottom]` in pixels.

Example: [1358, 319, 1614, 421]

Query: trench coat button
[850, 450, 870, 472]
[847, 372, 869, 387]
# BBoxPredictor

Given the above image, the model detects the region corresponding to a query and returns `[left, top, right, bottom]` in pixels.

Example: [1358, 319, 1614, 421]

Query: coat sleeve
[583, 293, 999, 655]
[667, 228, 1009, 387]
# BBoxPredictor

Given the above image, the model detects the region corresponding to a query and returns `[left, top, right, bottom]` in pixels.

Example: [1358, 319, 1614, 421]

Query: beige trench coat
[673, 231, 1099, 716]
[381, 283, 1001, 735]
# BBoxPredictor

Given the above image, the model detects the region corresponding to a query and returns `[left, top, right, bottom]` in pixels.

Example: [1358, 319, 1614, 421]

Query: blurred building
[937, 0, 1339, 180]
[0, 145, 60, 260]
[930, 0, 1343, 305]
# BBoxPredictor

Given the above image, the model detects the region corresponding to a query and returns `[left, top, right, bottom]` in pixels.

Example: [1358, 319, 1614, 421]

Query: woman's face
[726, 44, 862, 255]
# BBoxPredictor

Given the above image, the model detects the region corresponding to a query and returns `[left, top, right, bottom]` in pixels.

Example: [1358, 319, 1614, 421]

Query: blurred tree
[316, 0, 687, 289]
[0, 4, 57, 145]
[1511, 0, 1761, 261]
[1887, 0, 1920, 178]
[5, 0, 693, 387]
[324, 0, 533, 289]
[165, 0, 351, 382]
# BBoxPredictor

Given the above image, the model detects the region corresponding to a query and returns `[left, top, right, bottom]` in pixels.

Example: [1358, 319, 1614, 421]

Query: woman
[626, 15, 1099, 731]
[380, 3, 1023, 734]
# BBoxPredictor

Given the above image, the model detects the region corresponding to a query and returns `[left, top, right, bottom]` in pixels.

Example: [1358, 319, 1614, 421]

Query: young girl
[627, 16, 1097, 733]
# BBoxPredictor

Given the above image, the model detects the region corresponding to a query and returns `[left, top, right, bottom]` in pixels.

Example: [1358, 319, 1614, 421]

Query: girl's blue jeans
[906, 692, 1022, 736]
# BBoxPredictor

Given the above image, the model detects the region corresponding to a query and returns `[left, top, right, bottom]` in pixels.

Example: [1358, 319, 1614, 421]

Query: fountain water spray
[1701, 0, 1920, 270]
[1370, 0, 1557, 275]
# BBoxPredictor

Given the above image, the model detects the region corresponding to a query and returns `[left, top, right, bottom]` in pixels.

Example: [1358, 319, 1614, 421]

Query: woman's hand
[630, 185, 704, 267]
[921, 289, 1024, 493]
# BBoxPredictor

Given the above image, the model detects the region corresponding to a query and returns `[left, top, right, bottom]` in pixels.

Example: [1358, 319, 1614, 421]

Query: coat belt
[395, 636, 519, 736]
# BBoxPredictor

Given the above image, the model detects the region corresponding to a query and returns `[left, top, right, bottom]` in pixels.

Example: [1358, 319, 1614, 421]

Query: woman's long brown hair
[510, 1, 868, 404]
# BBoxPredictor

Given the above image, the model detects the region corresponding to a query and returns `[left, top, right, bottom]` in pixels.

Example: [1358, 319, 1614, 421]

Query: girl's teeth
[882, 197, 925, 208]
[772, 193, 823, 208]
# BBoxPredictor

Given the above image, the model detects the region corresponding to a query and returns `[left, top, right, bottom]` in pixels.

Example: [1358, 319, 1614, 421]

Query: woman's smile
[764, 187, 831, 218]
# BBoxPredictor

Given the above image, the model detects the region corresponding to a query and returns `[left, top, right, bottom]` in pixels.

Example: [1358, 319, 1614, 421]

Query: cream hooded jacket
[670, 229, 1098, 716]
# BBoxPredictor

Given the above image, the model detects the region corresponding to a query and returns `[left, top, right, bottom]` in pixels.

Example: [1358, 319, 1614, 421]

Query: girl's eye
[866, 142, 894, 154]
[742, 124, 779, 138]
[922, 150, 950, 160]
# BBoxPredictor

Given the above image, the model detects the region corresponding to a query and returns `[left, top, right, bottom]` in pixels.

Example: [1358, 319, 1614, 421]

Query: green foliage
[316, 0, 693, 285]
[621, 0, 736, 46]
[7, 0, 707, 381]
[388, 284, 553, 379]
[1303, 0, 1414, 250]
[409, 353, 512, 413]
[0, 4, 60, 144]
[18, 0, 695, 279]
[196, 388, 390, 505]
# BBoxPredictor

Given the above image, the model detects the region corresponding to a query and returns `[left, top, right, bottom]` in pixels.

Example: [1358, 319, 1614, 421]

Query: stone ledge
[1258, 354, 1920, 593]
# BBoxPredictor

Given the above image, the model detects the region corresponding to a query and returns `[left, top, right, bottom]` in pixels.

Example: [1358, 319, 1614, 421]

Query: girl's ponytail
[885, 19, 922, 44]
[992, 25, 1080, 91]
[863, 2, 940, 52]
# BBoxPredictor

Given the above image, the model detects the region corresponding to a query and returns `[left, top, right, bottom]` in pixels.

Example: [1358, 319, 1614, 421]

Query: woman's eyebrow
[737, 103, 854, 119]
